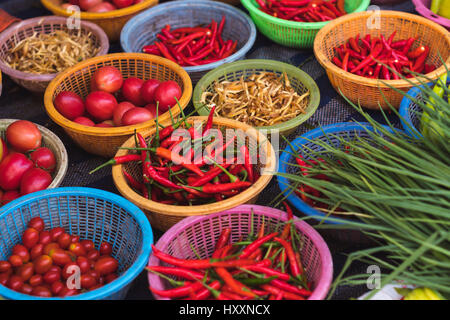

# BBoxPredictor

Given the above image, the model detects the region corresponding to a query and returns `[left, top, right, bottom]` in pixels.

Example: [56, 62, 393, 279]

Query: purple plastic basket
[412, 0, 450, 29]
[147, 204, 333, 300]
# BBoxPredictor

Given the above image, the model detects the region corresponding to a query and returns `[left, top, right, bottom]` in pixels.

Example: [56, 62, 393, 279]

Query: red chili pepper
[183, 181, 252, 194]
[274, 237, 301, 278]
[154, 41, 176, 62]
[146, 266, 207, 281]
[260, 284, 305, 300]
[239, 232, 278, 259]
[185, 280, 220, 300]
[270, 279, 311, 297]
[215, 267, 257, 299]
[203, 104, 216, 137]
[408, 45, 428, 59]
[89, 154, 141, 174]
[412, 46, 430, 72]
[150, 282, 204, 298]
[350, 43, 383, 73]
[190, 163, 232, 187]
[215, 228, 231, 251]
[240, 145, 254, 183]
[244, 265, 291, 281]
[123, 169, 144, 191]
[149, 147, 204, 177]
[341, 50, 350, 72]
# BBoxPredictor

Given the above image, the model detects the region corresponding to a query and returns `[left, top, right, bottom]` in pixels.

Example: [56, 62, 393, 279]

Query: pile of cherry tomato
[54, 65, 182, 128]
[0, 120, 57, 206]
[0, 217, 119, 297]
[61, 0, 144, 12]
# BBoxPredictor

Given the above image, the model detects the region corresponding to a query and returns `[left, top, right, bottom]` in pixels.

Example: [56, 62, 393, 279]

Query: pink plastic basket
[412, 0, 450, 29]
[147, 204, 333, 300]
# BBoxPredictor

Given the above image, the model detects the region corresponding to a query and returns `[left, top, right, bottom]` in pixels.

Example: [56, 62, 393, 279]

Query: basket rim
[147, 204, 334, 300]
[241, 0, 371, 29]
[277, 122, 399, 225]
[43, 52, 193, 137]
[192, 59, 321, 132]
[313, 10, 450, 88]
[40, 0, 158, 20]
[0, 187, 153, 300]
[120, 0, 257, 73]
[0, 16, 110, 82]
[0, 119, 68, 189]
[112, 116, 277, 217]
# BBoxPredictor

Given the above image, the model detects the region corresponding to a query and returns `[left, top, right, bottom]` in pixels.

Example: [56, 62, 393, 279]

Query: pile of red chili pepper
[142, 16, 238, 67]
[332, 32, 436, 79]
[255, 0, 347, 22]
[90, 105, 257, 205]
[147, 204, 312, 300]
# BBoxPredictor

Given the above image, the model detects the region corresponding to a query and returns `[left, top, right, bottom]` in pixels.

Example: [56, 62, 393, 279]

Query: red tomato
[87, 269, 100, 281]
[86, 249, 100, 261]
[20, 168, 53, 196]
[99, 242, 113, 256]
[95, 122, 114, 128]
[0, 137, 8, 163]
[0, 153, 34, 191]
[80, 274, 96, 289]
[79, 0, 102, 10]
[113, 101, 135, 126]
[154, 81, 182, 113]
[50, 227, 65, 242]
[34, 255, 53, 274]
[43, 242, 60, 256]
[0, 260, 11, 273]
[28, 217, 45, 232]
[43, 270, 61, 284]
[85, 91, 118, 121]
[54, 91, 85, 120]
[39, 231, 52, 245]
[30, 147, 57, 173]
[49, 248, 72, 266]
[29, 274, 43, 287]
[141, 79, 160, 103]
[8, 255, 23, 267]
[62, 262, 79, 280]
[74, 116, 95, 126]
[94, 256, 118, 275]
[71, 235, 80, 243]
[32, 285, 52, 297]
[58, 287, 79, 297]
[21, 283, 34, 295]
[93, 66, 123, 93]
[112, 0, 133, 8]
[51, 281, 64, 295]
[69, 243, 86, 256]
[30, 243, 44, 260]
[80, 239, 95, 252]
[105, 273, 118, 284]
[58, 233, 72, 249]
[1, 190, 20, 205]
[134, 0, 144, 3]
[76, 256, 91, 274]
[88, 2, 117, 12]
[121, 107, 154, 126]
[6, 120, 42, 153]
[7, 275, 24, 292]
[17, 263, 34, 282]
[48, 265, 62, 274]
[12, 244, 30, 263]
[22, 228, 40, 249]
[144, 102, 163, 118]
[0, 272, 9, 286]
[122, 78, 146, 106]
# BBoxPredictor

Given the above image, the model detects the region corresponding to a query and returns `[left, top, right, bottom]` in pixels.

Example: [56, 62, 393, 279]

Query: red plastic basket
[147, 204, 333, 300]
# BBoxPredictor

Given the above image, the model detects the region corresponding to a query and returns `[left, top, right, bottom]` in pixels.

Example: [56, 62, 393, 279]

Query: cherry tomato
[6, 120, 42, 153]
[99, 242, 113, 256]
[21, 283, 34, 295]
[58, 233, 72, 249]
[0, 272, 9, 286]
[105, 273, 118, 284]
[0, 153, 34, 191]
[80, 239, 95, 252]
[8, 255, 23, 267]
[122, 77, 146, 106]
[58, 287, 79, 297]
[88, 2, 117, 12]
[0, 260, 11, 273]
[74, 116, 95, 126]
[30, 243, 44, 260]
[94, 256, 118, 275]
[0, 137, 8, 163]
[28, 217, 45, 232]
[12, 244, 30, 263]
[87, 269, 100, 281]
[79, 0, 102, 11]
[20, 168, 53, 196]
[154, 80, 182, 113]
[69, 243, 86, 256]
[17, 263, 34, 282]
[43, 242, 60, 256]
[141, 79, 160, 103]
[112, 0, 133, 8]
[121, 107, 154, 126]
[1, 190, 20, 205]
[39, 231, 52, 245]
[48, 265, 62, 275]
[34, 255, 53, 274]
[54, 91, 85, 121]
[86, 250, 100, 261]
[98, 276, 105, 285]
[30, 147, 56, 173]
[80, 274, 96, 289]
[29, 274, 43, 287]
[89, 283, 103, 291]
[51, 281, 64, 295]
[85, 91, 118, 121]
[50, 227, 65, 242]
[113, 101, 135, 126]
[22, 228, 40, 249]
[49, 248, 72, 266]
[43, 270, 61, 284]
[62, 262, 79, 280]
[71, 235, 80, 243]
[32, 285, 52, 297]
[92, 66, 123, 93]
[76, 256, 91, 274]
[7, 275, 24, 292]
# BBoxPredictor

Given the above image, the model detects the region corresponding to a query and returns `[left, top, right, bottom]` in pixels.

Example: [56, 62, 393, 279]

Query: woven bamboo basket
[40, 0, 159, 42]
[0, 119, 68, 190]
[314, 11, 450, 110]
[0, 16, 109, 93]
[112, 116, 277, 231]
[44, 53, 192, 158]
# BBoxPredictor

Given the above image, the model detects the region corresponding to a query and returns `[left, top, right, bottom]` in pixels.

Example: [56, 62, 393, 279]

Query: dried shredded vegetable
[200, 72, 310, 127]
[5, 29, 99, 74]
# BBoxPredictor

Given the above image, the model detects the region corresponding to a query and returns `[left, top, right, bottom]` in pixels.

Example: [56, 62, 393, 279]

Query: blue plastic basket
[277, 122, 396, 225]
[120, 0, 257, 83]
[399, 79, 450, 139]
[0, 187, 153, 300]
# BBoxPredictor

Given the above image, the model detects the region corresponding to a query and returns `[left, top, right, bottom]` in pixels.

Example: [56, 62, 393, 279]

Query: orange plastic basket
[314, 11, 450, 110]
[40, 0, 159, 42]
[44, 53, 192, 158]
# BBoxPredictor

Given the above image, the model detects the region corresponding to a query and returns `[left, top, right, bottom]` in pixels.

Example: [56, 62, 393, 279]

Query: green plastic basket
[193, 59, 320, 136]
[240, 0, 371, 48]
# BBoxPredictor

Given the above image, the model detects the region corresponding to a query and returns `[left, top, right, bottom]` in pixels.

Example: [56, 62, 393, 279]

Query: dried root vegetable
[200, 72, 310, 127]
[5, 29, 100, 74]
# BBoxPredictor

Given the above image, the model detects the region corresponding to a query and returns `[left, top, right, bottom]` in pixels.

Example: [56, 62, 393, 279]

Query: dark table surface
[0, 0, 417, 300]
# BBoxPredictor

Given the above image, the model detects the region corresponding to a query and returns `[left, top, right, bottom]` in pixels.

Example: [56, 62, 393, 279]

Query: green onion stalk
[276, 67, 450, 299]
